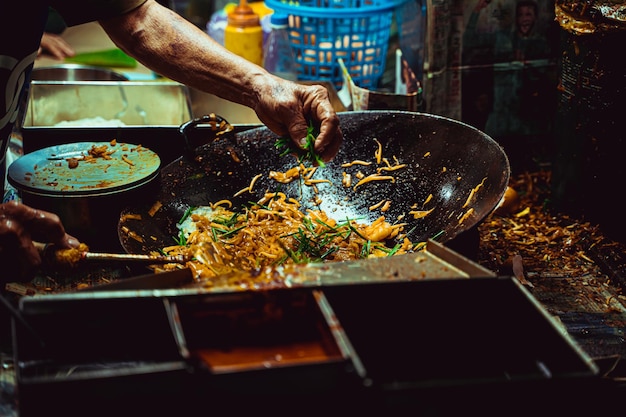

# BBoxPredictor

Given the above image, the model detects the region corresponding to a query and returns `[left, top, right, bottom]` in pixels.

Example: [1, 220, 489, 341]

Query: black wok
[118, 111, 510, 256]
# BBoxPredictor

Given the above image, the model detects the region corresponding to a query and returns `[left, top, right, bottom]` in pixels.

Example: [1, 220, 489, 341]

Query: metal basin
[31, 64, 128, 81]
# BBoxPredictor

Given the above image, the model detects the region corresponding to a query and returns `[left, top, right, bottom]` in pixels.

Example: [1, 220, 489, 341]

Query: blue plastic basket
[265, 0, 404, 89]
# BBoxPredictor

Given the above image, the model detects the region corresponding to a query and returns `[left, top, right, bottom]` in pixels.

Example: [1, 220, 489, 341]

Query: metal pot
[8, 142, 161, 252]
[118, 111, 510, 256]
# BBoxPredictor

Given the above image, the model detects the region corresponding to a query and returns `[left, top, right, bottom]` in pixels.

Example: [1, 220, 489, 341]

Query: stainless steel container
[21, 80, 192, 130]
[19, 80, 193, 161]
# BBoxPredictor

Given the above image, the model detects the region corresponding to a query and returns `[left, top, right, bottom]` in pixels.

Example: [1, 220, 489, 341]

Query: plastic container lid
[270, 13, 289, 27]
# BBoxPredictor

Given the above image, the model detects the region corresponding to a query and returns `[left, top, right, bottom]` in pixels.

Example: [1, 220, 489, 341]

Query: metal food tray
[19, 81, 193, 162]
[22, 80, 192, 128]
[12, 241, 600, 416]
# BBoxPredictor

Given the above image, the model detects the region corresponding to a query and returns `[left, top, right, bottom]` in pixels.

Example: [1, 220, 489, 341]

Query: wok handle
[179, 113, 234, 153]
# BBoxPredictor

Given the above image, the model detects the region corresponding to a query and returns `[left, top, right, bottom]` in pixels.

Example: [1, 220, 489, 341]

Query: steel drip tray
[180, 290, 347, 374]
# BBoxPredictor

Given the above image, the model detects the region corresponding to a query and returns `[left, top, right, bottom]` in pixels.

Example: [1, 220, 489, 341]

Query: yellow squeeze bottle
[224, 0, 263, 66]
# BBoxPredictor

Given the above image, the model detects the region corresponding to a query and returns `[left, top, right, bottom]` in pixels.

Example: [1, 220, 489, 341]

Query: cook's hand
[38, 32, 75, 60]
[98, 1, 342, 161]
[0, 201, 80, 282]
[253, 78, 343, 163]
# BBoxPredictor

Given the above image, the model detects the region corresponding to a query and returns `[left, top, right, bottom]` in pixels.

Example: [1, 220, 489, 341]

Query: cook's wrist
[241, 68, 272, 108]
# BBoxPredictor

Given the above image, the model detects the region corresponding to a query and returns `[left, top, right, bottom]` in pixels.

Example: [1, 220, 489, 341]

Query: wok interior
[119, 111, 510, 255]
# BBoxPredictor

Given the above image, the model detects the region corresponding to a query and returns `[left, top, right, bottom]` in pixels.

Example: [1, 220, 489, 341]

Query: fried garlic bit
[342, 172, 352, 187]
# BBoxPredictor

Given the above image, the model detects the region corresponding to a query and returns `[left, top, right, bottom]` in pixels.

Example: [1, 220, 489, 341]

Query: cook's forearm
[98, 0, 265, 109]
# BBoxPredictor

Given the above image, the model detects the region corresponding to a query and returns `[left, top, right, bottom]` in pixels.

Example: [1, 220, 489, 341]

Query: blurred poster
[462, 0, 557, 131]
[423, 0, 559, 171]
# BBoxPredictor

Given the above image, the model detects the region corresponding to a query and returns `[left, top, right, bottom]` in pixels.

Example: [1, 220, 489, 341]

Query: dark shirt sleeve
[49, 0, 148, 27]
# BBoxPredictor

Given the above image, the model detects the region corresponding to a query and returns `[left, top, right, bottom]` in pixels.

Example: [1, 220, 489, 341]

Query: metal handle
[179, 113, 234, 153]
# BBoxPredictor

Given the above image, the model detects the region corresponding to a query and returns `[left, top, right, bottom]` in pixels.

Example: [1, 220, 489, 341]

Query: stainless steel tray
[22, 80, 192, 128]
[19, 81, 193, 159]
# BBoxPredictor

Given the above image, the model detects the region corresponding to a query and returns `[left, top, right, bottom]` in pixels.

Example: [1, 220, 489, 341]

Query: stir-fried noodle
[157, 191, 416, 286]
